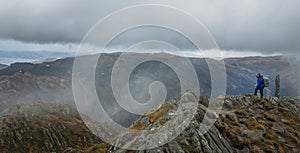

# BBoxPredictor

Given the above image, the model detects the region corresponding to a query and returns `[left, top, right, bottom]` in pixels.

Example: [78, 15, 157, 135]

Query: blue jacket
[256, 76, 265, 89]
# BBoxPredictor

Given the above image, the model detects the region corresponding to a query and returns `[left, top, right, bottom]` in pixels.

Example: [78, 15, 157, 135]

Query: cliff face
[0, 94, 299, 153]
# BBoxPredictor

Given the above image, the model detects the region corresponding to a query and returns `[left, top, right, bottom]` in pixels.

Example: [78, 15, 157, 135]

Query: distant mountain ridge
[0, 53, 296, 96]
[0, 50, 73, 59]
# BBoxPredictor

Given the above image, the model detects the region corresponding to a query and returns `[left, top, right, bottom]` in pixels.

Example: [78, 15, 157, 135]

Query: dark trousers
[255, 87, 264, 98]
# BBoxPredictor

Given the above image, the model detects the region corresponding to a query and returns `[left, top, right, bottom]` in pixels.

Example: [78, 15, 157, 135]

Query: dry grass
[245, 119, 266, 130]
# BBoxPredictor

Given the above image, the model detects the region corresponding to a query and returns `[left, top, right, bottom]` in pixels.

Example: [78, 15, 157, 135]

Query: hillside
[1, 94, 299, 152]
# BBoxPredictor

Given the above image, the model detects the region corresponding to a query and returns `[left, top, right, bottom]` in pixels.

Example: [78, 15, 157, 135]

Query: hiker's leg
[254, 88, 258, 95]
[260, 88, 264, 98]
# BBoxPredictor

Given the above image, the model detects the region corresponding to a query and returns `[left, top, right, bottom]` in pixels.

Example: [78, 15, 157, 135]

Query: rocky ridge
[0, 94, 299, 153]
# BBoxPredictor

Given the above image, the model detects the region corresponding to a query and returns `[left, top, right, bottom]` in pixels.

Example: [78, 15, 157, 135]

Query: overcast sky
[0, 0, 299, 56]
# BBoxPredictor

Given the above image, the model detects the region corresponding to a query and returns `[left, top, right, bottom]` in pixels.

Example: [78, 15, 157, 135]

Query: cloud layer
[0, 0, 299, 54]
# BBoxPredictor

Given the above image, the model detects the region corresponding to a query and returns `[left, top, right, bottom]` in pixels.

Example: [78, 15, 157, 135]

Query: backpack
[263, 77, 270, 87]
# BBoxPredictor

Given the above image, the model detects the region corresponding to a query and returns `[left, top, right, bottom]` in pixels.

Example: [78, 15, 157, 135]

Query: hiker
[254, 73, 265, 98]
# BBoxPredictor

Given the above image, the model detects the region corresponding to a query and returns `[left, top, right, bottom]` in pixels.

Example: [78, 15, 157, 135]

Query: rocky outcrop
[108, 92, 234, 153]
[107, 94, 300, 153]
